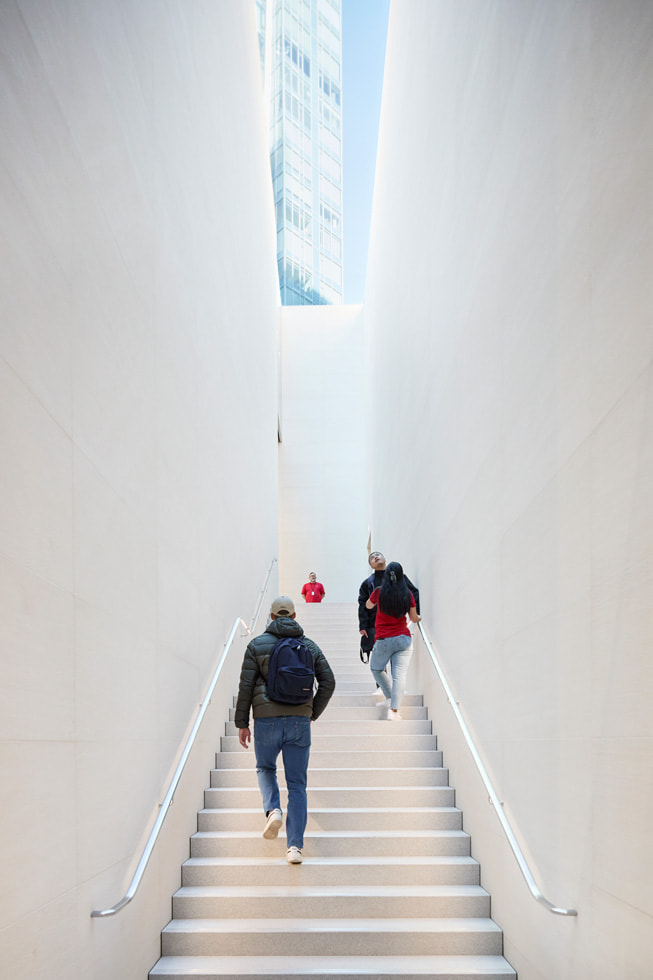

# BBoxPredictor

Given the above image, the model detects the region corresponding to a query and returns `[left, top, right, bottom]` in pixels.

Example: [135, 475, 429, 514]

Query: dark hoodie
[234, 616, 335, 728]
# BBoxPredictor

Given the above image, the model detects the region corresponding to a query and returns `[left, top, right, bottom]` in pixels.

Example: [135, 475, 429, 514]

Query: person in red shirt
[365, 561, 420, 720]
[301, 572, 325, 603]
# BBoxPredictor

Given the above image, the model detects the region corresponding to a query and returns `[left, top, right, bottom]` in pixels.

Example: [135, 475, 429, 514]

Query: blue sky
[341, 0, 390, 304]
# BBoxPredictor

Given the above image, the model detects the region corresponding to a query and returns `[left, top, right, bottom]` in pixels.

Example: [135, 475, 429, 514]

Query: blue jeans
[253, 715, 311, 849]
[370, 634, 413, 710]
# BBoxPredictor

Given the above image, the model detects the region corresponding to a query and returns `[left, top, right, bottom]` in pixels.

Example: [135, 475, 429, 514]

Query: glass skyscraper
[256, 0, 343, 305]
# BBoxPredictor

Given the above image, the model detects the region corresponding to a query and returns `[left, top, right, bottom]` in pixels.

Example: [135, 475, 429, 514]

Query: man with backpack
[235, 595, 335, 864]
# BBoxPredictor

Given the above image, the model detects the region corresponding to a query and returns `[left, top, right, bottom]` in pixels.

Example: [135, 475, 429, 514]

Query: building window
[284, 35, 311, 77]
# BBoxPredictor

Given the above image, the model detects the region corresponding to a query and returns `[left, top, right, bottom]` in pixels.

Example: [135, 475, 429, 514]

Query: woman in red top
[366, 561, 421, 720]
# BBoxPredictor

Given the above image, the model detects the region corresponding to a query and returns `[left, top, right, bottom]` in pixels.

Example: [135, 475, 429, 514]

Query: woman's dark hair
[378, 561, 412, 618]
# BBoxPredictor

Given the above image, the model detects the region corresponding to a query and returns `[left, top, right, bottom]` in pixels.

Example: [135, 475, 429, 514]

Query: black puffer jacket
[234, 616, 335, 729]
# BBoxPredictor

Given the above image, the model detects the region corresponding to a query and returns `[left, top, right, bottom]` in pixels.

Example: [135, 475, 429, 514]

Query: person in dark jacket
[236, 595, 335, 864]
[358, 551, 420, 658]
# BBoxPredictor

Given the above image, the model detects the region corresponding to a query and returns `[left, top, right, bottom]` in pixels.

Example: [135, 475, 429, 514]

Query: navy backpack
[266, 635, 315, 704]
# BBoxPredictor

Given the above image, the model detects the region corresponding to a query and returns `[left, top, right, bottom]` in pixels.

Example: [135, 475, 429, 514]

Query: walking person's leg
[281, 715, 311, 862]
[369, 638, 393, 700]
[254, 716, 284, 837]
[388, 635, 413, 716]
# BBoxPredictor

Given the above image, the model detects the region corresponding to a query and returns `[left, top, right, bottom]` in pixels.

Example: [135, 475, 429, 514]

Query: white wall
[365, 1, 653, 977]
[279, 305, 368, 605]
[0, 2, 279, 978]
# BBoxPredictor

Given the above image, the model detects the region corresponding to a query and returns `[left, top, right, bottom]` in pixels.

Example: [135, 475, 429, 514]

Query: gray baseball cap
[270, 595, 295, 616]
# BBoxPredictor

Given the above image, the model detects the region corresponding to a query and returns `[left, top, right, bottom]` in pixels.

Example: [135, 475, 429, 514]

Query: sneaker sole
[262, 816, 282, 840]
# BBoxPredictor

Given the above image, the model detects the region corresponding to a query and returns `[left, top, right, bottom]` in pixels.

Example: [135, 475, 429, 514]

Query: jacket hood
[265, 616, 304, 639]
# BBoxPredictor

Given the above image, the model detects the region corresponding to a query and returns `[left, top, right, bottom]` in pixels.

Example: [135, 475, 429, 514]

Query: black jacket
[234, 616, 335, 729]
[358, 569, 420, 632]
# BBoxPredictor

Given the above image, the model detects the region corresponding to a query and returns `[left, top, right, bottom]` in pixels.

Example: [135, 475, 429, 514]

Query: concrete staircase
[150, 602, 516, 979]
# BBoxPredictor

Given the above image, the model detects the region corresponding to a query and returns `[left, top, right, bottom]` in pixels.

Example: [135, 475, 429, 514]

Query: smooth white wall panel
[279, 306, 367, 605]
[0, 2, 279, 977]
[366, 1, 653, 977]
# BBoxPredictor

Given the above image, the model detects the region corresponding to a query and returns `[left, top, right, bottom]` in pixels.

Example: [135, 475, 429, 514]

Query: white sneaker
[387, 709, 402, 721]
[262, 808, 282, 839]
[286, 846, 303, 864]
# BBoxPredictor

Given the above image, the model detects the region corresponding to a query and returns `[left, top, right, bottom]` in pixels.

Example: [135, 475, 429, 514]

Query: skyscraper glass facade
[256, 0, 343, 305]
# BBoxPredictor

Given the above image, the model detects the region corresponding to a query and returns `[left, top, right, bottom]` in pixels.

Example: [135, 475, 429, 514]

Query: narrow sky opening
[342, 0, 390, 305]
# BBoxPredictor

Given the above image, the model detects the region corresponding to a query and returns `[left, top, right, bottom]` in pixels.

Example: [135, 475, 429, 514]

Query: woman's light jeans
[370, 634, 413, 710]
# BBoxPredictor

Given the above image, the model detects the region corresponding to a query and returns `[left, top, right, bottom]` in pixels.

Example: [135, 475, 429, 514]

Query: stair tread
[208, 784, 448, 791]
[211, 765, 447, 775]
[221, 741, 438, 748]
[174, 884, 489, 898]
[192, 829, 469, 839]
[150, 953, 516, 975]
[163, 916, 501, 933]
[212, 767, 447, 774]
[199, 806, 460, 814]
[183, 855, 478, 867]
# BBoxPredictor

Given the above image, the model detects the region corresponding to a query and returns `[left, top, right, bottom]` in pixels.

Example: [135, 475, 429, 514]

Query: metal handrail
[249, 556, 278, 632]
[417, 621, 578, 917]
[91, 558, 277, 918]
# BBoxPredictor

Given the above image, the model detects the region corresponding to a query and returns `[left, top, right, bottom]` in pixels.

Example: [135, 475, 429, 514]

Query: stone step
[171, 884, 491, 920]
[204, 786, 455, 809]
[231, 693, 425, 708]
[307, 627, 360, 632]
[190, 830, 472, 859]
[180, 855, 480, 887]
[313, 646, 364, 650]
[228, 706, 429, 721]
[161, 916, 501, 957]
[289, 613, 357, 619]
[213, 749, 444, 769]
[328, 683, 396, 693]
[300, 616, 359, 623]
[298, 624, 360, 632]
[303, 620, 359, 627]
[220, 733, 438, 752]
[210, 766, 450, 788]
[312, 655, 368, 662]
[326, 660, 373, 667]
[332, 678, 386, 685]
[325, 693, 424, 707]
[329, 663, 371, 668]
[224, 719, 433, 735]
[330, 657, 377, 665]
[149, 954, 516, 979]
[299, 617, 358, 624]
[197, 807, 463, 833]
